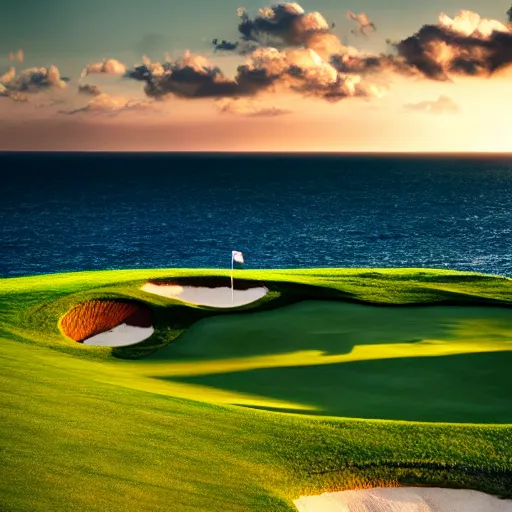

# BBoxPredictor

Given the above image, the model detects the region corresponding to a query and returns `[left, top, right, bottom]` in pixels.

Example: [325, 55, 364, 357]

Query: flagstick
[231, 253, 234, 306]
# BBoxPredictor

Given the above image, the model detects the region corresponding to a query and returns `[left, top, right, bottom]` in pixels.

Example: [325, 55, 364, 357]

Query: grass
[1, 268, 512, 511]
[157, 301, 512, 422]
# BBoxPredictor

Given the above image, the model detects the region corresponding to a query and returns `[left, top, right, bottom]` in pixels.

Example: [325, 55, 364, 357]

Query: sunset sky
[1, 0, 511, 151]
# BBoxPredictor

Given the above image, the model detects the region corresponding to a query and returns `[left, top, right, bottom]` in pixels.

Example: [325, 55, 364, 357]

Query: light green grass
[1, 268, 512, 511]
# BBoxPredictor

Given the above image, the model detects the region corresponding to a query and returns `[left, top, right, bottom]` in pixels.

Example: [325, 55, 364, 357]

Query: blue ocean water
[1, 153, 511, 278]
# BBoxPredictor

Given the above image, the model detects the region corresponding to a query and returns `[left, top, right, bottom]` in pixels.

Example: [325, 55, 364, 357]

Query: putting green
[144, 301, 512, 422]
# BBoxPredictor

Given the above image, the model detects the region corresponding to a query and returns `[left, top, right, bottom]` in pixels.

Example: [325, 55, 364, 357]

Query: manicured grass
[155, 301, 512, 422]
[1, 268, 512, 511]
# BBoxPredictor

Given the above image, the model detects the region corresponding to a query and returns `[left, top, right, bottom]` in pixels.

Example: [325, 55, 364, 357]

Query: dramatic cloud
[438, 11, 509, 38]
[213, 3, 346, 59]
[346, 12, 377, 36]
[63, 93, 153, 116]
[395, 10, 512, 80]
[78, 84, 102, 96]
[125, 47, 383, 102]
[405, 95, 459, 114]
[237, 47, 382, 100]
[215, 97, 290, 116]
[237, 2, 316, 46]
[213, 5, 512, 83]
[127, 51, 239, 98]
[6, 4, 507, 118]
[81, 59, 127, 78]
[0, 66, 68, 93]
[331, 10, 512, 81]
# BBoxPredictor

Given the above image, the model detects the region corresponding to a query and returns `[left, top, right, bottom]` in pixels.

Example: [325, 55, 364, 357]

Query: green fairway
[1, 268, 512, 511]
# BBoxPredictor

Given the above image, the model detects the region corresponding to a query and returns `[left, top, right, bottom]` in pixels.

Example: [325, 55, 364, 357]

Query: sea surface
[1, 153, 511, 278]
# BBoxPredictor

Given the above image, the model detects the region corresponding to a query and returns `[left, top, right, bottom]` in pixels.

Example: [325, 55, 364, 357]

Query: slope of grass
[1, 268, 512, 511]
[2, 267, 512, 360]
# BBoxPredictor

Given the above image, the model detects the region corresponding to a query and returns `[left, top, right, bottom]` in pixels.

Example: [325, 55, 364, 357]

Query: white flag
[232, 251, 244, 264]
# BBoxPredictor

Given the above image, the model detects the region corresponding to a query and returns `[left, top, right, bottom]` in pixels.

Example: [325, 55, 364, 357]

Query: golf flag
[232, 251, 244, 264]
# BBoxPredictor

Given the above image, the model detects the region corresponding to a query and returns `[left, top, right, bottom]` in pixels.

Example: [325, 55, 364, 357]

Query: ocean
[1, 153, 511, 277]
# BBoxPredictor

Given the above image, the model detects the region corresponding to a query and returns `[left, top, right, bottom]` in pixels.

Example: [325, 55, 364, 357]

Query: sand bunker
[141, 281, 268, 308]
[82, 323, 155, 347]
[294, 487, 512, 512]
[61, 299, 154, 346]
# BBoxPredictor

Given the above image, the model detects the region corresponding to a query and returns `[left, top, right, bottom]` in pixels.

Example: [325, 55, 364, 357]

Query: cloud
[81, 59, 127, 78]
[395, 10, 512, 80]
[331, 10, 512, 81]
[237, 47, 385, 101]
[0, 67, 16, 84]
[237, 2, 330, 47]
[78, 84, 102, 96]
[405, 95, 459, 114]
[346, 12, 377, 36]
[62, 93, 154, 116]
[330, 52, 415, 78]
[125, 47, 384, 102]
[214, 5, 512, 83]
[438, 11, 509, 38]
[215, 97, 291, 116]
[1, 66, 68, 93]
[0, 84, 28, 102]
[212, 39, 240, 52]
[127, 51, 239, 98]
[213, 2, 348, 60]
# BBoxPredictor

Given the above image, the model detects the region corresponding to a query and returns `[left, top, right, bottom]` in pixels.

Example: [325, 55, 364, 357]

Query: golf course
[1, 268, 512, 511]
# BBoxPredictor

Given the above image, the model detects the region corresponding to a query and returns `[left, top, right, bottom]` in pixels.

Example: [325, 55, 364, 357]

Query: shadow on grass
[143, 300, 512, 361]
[165, 351, 512, 423]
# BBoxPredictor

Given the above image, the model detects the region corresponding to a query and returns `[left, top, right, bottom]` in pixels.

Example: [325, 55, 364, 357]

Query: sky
[1, 0, 511, 151]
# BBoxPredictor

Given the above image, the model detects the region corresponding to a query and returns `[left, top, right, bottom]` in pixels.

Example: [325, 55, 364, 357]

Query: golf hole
[60, 300, 154, 347]
[141, 277, 269, 308]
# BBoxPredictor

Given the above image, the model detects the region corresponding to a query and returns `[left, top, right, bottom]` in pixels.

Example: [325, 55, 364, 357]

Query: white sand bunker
[294, 487, 512, 512]
[83, 324, 154, 347]
[141, 283, 269, 308]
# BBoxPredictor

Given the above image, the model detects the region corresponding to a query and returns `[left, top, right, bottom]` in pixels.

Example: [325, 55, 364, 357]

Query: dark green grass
[151, 300, 511, 360]
[152, 300, 512, 422]
[1, 268, 512, 511]
[172, 352, 512, 423]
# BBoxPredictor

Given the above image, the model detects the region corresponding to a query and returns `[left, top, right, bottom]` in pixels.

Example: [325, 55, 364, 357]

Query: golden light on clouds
[1, 4, 512, 151]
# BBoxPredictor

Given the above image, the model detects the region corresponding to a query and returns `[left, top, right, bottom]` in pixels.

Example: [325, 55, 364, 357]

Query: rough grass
[1, 268, 512, 511]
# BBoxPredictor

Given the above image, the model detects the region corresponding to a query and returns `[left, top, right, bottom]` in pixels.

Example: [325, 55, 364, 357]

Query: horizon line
[1, 150, 512, 157]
